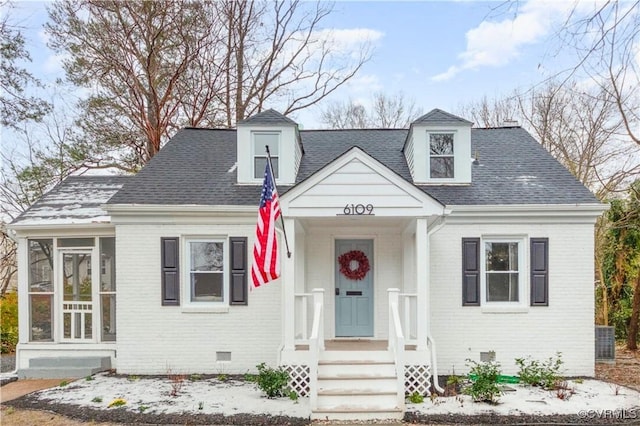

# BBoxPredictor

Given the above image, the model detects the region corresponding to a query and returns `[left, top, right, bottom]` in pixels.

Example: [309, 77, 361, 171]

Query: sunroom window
[27, 237, 116, 342]
[187, 240, 225, 303]
[429, 133, 454, 178]
[253, 132, 279, 179]
[28, 239, 54, 341]
[100, 237, 116, 341]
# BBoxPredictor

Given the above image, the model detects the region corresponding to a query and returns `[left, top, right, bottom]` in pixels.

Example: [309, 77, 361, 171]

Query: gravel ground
[6, 394, 310, 425]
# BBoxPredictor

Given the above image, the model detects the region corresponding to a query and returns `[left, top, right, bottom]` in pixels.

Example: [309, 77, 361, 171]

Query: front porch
[280, 288, 442, 420]
[276, 150, 449, 419]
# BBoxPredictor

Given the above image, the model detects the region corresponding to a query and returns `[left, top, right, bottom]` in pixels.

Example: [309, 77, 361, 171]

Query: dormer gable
[404, 108, 473, 184]
[236, 109, 303, 185]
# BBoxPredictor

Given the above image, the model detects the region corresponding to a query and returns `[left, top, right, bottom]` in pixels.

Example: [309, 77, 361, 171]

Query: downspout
[426, 211, 449, 393]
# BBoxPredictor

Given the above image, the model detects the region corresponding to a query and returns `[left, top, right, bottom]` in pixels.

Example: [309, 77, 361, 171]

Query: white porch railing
[388, 288, 405, 409]
[294, 292, 313, 344]
[308, 288, 324, 411]
[399, 292, 417, 345]
[62, 301, 93, 340]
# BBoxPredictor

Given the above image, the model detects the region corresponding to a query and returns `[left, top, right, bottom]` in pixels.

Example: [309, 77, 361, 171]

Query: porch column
[17, 237, 29, 344]
[415, 217, 428, 351]
[282, 217, 296, 352]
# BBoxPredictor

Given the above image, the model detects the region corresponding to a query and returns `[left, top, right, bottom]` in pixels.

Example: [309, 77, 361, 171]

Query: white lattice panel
[405, 364, 432, 396]
[283, 365, 309, 397]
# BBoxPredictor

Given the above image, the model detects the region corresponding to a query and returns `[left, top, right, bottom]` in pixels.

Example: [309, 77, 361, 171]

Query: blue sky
[5, 0, 593, 130]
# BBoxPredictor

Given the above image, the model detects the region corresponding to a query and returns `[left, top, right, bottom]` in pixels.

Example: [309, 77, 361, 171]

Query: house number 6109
[343, 203, 374, 215]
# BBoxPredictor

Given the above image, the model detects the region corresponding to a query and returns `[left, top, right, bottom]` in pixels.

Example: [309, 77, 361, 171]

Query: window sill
[181, 306, 230, 314]
[481, 305, 529, 314]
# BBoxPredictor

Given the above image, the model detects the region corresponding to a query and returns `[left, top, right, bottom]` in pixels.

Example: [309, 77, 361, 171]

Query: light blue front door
[335, 239, 374, 337]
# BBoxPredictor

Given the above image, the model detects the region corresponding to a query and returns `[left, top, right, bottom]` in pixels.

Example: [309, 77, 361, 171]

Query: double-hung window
[483, 239, 523, 304]
[187, 239, 226, 303]
[253, 132, 280, 179]
[429, 133, 454, 178]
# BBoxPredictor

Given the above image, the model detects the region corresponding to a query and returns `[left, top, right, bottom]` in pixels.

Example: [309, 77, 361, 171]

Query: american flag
[251, 162, 281, 288]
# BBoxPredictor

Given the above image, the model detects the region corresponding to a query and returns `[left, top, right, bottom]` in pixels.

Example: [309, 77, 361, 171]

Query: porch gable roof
[280, 146, 446, 217]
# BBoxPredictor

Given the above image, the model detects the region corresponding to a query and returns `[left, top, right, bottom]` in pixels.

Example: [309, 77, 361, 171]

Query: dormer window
[253, 132, 280, 179]
[429, 133, 454, 179]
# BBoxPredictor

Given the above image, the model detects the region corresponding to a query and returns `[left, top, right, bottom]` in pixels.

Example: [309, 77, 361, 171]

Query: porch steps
[312, 351, 403, 421]
[18, 356, 111, 379]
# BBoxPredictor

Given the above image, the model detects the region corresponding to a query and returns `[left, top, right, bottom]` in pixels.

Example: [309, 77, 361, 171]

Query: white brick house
[8, 109, 606, 420]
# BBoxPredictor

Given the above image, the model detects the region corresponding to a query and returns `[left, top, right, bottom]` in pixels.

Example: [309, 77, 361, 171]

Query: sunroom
[9, 176, 127, 377]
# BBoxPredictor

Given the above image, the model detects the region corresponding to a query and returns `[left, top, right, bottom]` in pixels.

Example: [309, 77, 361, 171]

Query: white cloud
[432, 0, 589, 81]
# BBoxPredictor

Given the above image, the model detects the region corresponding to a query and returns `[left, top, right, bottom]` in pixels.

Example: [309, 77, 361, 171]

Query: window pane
[486, 242, 518, 271]
[191, 272, 223, 301]
[253, 133, 280, 155]
[29, 239, 53, 292]
[254, 157, 279, 179]
[430, 157, 454, 178]
[101, 294, 116, 341]
[58, 238, 94, 247]
[486, 273, 519, 302]
[30, 294, 53, 341]
[63, 253, 92, 302]
[190, 242, 223, 271]
[84, 312, 92, 339]
[100, 237, 116, 291]
[430, 134, 454, 155]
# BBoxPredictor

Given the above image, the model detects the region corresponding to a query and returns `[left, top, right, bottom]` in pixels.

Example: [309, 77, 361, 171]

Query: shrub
[0, 292, 18, 354]
[255, 362, 289, 398]
[445, 374, 464, 396]
[515, 352, 563, 389]
[407, 391, 424, 404]
[463, 359, 502, 404]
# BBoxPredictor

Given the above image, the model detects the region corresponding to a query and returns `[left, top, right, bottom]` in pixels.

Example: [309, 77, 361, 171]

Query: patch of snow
[33, 373, 308, 417]
[408, 380, 640, 416]
[28, 375, 640, 420]
[514, 175, 542, 187]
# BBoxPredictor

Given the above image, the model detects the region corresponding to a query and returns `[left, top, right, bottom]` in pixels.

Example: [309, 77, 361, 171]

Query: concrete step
[318, 361, 395, 377]
[316, 391, 398, 410]
[18, 356, 111, 379]
[29, 356, 110, 369]
[311, 407, 403, 421]
[18, 366, 105, 379]
[319, 350, 392, 362]
[318, 377, 397, 393]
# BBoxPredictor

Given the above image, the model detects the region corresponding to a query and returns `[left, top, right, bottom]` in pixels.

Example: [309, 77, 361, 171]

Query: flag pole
[265, 145, 291, 258]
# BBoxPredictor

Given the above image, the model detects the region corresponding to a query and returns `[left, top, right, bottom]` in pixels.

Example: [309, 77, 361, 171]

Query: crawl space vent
[216, 351, 231, 362]
[480, 351, 496, 362]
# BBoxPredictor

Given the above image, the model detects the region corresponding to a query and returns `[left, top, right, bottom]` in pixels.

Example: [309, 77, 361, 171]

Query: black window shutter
[229, 237, 248, 305]
[462, 238, 481, 306]
[161, 237, 180, 306]
[530, 238, 549, 306]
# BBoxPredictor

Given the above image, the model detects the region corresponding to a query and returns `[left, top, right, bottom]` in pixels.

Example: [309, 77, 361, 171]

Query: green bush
[0, 292, 18, 354]
[407, 391, 424, 403]
[515, 352, 563, 389]
[463, 359, 502, 404]
[255, 362, 289, 398]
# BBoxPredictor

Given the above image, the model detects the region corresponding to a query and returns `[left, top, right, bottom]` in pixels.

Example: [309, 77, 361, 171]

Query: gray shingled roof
[11, 176, 129, 226]
[412, 108, 473, 126]
[106, 126, 598, 207]
[238, 108, 297, 126]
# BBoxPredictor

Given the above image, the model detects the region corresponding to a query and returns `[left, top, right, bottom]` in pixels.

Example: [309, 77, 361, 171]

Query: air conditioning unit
[595, 325, 615, 362]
